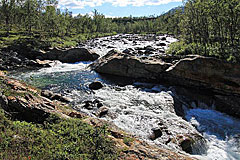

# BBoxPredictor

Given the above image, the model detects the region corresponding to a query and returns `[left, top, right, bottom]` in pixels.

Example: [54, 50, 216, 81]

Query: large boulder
[0, 50, 57, 70]
[60, 48, 100, 63]
[92, 51, 240, 96]
[165, 57, 240, 117]
[91, 50, 171, 80]
[42, 48, 99, 63]
[214, 95, 240, 118]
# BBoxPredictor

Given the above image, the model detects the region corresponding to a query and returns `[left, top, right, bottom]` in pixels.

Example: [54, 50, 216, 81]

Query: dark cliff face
[91, 50, 240, 118]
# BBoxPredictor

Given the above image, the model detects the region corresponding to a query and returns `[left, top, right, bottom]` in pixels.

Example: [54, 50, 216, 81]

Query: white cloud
[58, 0, 182, 9]
[71, 12, 92, 17]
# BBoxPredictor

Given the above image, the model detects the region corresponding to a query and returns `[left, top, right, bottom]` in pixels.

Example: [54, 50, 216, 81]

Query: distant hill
[163, 6, 184, 15]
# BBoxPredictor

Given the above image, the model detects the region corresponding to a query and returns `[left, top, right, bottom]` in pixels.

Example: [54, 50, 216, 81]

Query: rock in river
[89, 81, 104, 90]
[149, 128, 163, 140]
[91, 50, 171, 80]
[42, 47, 100, 63]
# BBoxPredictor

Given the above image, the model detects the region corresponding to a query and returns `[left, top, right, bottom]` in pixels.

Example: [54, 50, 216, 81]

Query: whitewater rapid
[10, 35, 240, 160]
[84, 34, 178, 57]
[186, 109, 240, 160]
[11, 62, 240, 160]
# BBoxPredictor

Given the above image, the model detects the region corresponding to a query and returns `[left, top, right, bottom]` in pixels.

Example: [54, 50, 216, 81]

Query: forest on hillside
[0, 0, 240, 62]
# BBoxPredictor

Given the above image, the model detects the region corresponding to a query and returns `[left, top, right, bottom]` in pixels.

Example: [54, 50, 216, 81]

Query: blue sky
[58, 0, 183, 17]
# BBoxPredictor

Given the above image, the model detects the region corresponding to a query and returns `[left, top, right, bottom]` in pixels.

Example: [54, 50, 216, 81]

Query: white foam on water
[87, 34, 178, 57]
[186, 109, 240, 160]
[12, 62, 91, 80]
[36, 62, 90, 74]
[78, 84, 200, 152]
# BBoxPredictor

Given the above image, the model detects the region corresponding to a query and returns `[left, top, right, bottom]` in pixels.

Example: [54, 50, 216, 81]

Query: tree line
[169, 0, 240, 62]
[0, 0, 179, 37]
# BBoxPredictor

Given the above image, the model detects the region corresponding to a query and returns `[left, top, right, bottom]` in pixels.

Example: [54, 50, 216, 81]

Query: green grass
[123, 137, 134, 146]
[0, 30, 117, 50]
[0, 109, 118, 160]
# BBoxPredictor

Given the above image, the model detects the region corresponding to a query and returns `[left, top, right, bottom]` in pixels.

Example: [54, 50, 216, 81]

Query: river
[10, 35, 240, 160]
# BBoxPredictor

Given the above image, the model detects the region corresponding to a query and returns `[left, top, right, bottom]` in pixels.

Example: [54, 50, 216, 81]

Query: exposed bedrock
[91, 50, 240, 118]
[0, 71, 78, 122]
[0, 49, 60, 70]
[40, 48, 100, 63]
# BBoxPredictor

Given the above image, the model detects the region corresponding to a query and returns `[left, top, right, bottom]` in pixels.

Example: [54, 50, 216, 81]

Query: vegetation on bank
[0, 0, 177, 36]
[167, 0, 240, 63]
[0, 30, 116, 50]
[0, 109, 118, 160]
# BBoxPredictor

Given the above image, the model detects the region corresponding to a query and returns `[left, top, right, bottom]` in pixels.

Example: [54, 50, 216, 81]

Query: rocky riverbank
[0, 46, 99, 71]
[0, 71, 196, 159]
[0, 34, 172, 70]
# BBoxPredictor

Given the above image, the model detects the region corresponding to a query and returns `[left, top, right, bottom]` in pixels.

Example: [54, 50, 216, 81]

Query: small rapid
[83, 34, 178, 57]
[11, 62, 202, 153]
[186, 109, 240, 160]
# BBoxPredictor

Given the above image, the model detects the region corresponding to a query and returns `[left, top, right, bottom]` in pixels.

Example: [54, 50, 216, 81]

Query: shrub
[167, 40, 240, 63]
[167, 41, 195, 55]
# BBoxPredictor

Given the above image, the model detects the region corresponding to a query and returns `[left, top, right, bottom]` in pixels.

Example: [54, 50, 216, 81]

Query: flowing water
[186, 109, 240, 160]
[10, 35, 240, 160]
[83, 34, 178, 57]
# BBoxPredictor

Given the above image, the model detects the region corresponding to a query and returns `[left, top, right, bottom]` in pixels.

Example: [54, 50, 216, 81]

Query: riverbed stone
[41, 90, 72, 103]
[157, 42, 167, 46]
[95, 106, 109, 117]
[149, 128, 163, 140]
[89, 81, 104, 90]
[161, 37, 167, 41]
